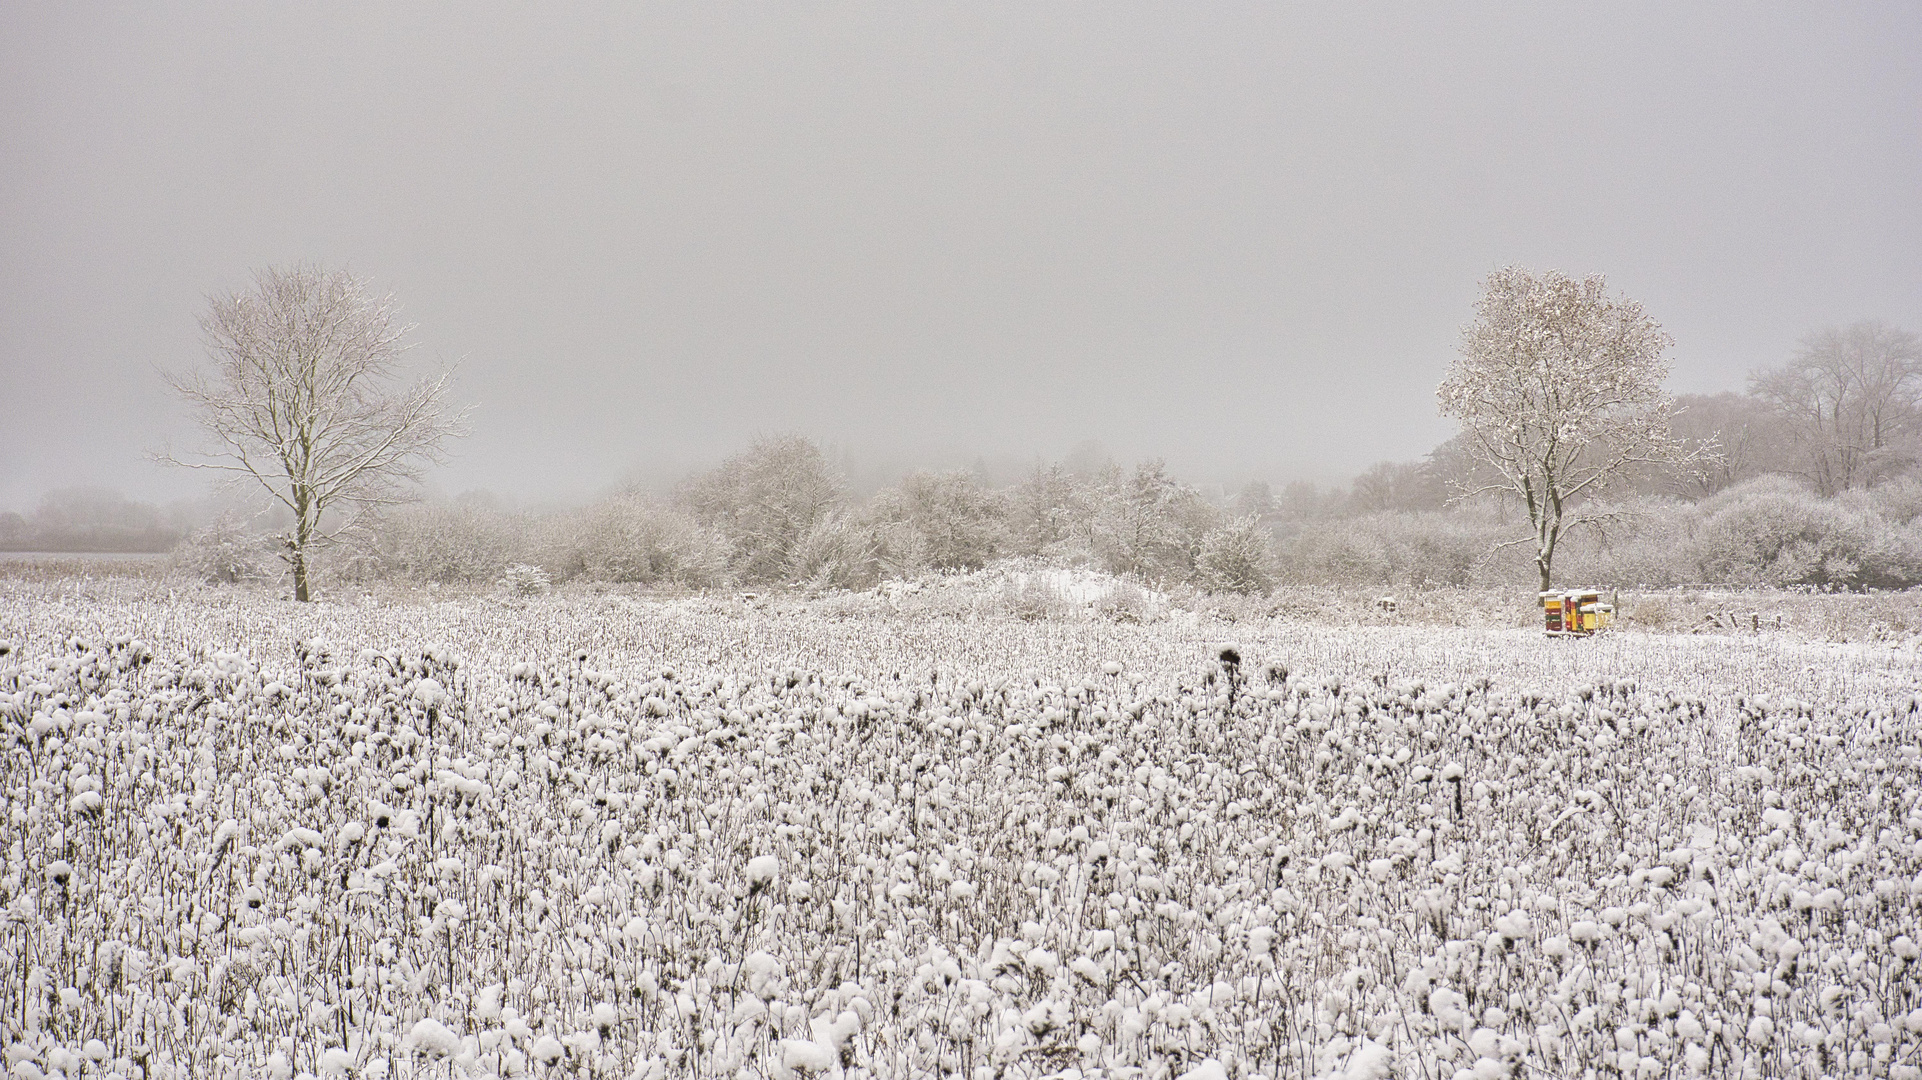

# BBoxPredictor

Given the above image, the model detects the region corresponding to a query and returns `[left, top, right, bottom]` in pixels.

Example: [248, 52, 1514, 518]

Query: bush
[500, 563, 551, 596]
[787, 512, 886, 591]
[997, 574, 1076, 621]
[1194, 516, 1275, 595]
[1094, 578, 1160, 622]
[1688, 475, 1920, 589]
[1868, 476, 1922, 525]
[1276, 509, 1524, 587]
[171, 514, 278, 585]
[564, 495, 732, 588]
[374, 502, 530, 584]
[867, 471, 1010, 572]
[1091, 461, 1221, 585]
[1553, 497, 1700, 588]
[677, 436, 841, 584]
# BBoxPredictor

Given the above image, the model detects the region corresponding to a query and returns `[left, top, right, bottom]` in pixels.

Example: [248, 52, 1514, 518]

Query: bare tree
[159, 264, 468, 601]
[1666, 391, 1792, 497]
[1438, 266, 1703, 591]
[1750, 321, 1922, 496]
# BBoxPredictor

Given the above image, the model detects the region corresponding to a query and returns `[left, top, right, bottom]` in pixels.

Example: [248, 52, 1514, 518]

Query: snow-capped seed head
[1441, 762, 1465, 782]
[747, 854, 780, 889]
[779, 1038, 836, 1077]
[406, 1017, 461, 1057]
[318, 1047, 356, 1077]
[474, 983, 504, 1021]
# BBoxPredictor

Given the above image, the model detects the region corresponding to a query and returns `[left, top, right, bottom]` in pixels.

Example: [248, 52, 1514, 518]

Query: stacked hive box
[1540, 588, 1613, 635]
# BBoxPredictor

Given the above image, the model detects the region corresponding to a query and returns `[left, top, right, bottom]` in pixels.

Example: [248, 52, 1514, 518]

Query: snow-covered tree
[677, 434, 842, 584]
[160, 264, 468, 601]
[868, 470, 1009, 571]
[1438, 266, 1699, 591]
[1094, 459, 1219, 584]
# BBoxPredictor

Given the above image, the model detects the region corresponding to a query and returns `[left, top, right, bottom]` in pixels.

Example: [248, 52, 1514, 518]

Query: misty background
[3, 4, 1919, 542]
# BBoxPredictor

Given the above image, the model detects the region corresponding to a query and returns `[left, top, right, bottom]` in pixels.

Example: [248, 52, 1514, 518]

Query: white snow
[747, 853, 781, 887]
[406, 1017, 461, 1057]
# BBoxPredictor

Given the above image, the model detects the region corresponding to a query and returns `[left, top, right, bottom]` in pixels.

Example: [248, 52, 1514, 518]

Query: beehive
[1540, 588, 1613, 636]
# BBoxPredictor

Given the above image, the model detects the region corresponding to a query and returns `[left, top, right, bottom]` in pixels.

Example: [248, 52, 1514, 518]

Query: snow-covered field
[3, 581, 1921, 1079]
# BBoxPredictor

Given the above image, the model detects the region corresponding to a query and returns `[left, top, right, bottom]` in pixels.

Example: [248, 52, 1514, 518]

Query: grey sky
[3, 3, 1918, 510]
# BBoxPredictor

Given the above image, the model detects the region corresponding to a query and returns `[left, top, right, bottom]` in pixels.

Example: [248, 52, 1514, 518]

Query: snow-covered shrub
[1278, 508, 1523, 587]
[997, 570, 1075, 619]
[1869, 475, 1922, 524]
[169, 512, 278, 584]
[1194, 515, 1274, 595]
[1094, 577, 1160, 622]
[865, 471, 1010, 572]
[562, 494, 732, 587]
[1276, 514, 1393, 584]
[1689, 474, 1922, 588]
[374, 500, 530, 584]
[500, 562, 551, 596]
[1553, 496, 1701, 587]
[787, 511, 890, 590]
[676, 434, 841, 583]
[1091, 460, 1221, 585]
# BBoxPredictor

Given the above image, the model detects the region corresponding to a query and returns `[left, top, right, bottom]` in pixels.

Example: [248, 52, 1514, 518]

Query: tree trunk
[292, 543, 310, 602]
[1536, 494, 1561, 593]
[1537, 518, 1556, 592]
[292, 497, 313, 602]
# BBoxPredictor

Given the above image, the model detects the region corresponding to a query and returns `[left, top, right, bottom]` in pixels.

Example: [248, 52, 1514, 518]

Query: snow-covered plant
[170, 512, 279, 584]
[1, 583, 1918, 1078]
[1194, 515, 1275, 595]
[499, 562, 550, 596]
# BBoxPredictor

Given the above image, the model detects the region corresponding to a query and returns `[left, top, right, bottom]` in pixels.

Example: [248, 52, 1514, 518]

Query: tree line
[151, 263, 1922, 597]
[0, 487, 189, 553]
[181, 436, 1280, 596]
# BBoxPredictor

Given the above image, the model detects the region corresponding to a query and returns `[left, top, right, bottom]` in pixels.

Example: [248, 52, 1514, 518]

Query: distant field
[2, 576, 1919, 1078]
[6, 554, 1915, 646]
[0, 551, 166, 567]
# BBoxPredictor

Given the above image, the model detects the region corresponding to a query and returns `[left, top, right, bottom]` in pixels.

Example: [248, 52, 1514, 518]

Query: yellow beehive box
[1542, 588, 1612, 636]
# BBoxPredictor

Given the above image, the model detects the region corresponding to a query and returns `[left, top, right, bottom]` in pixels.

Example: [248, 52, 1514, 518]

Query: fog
[3, 3, 1918, 512]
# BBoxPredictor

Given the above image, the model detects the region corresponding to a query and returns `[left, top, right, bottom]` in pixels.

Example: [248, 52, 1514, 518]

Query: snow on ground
[2, 582, 1921, 1079]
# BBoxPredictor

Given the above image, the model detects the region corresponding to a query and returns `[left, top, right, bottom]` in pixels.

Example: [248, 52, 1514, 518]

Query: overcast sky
[3, 3, 1918, 510]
